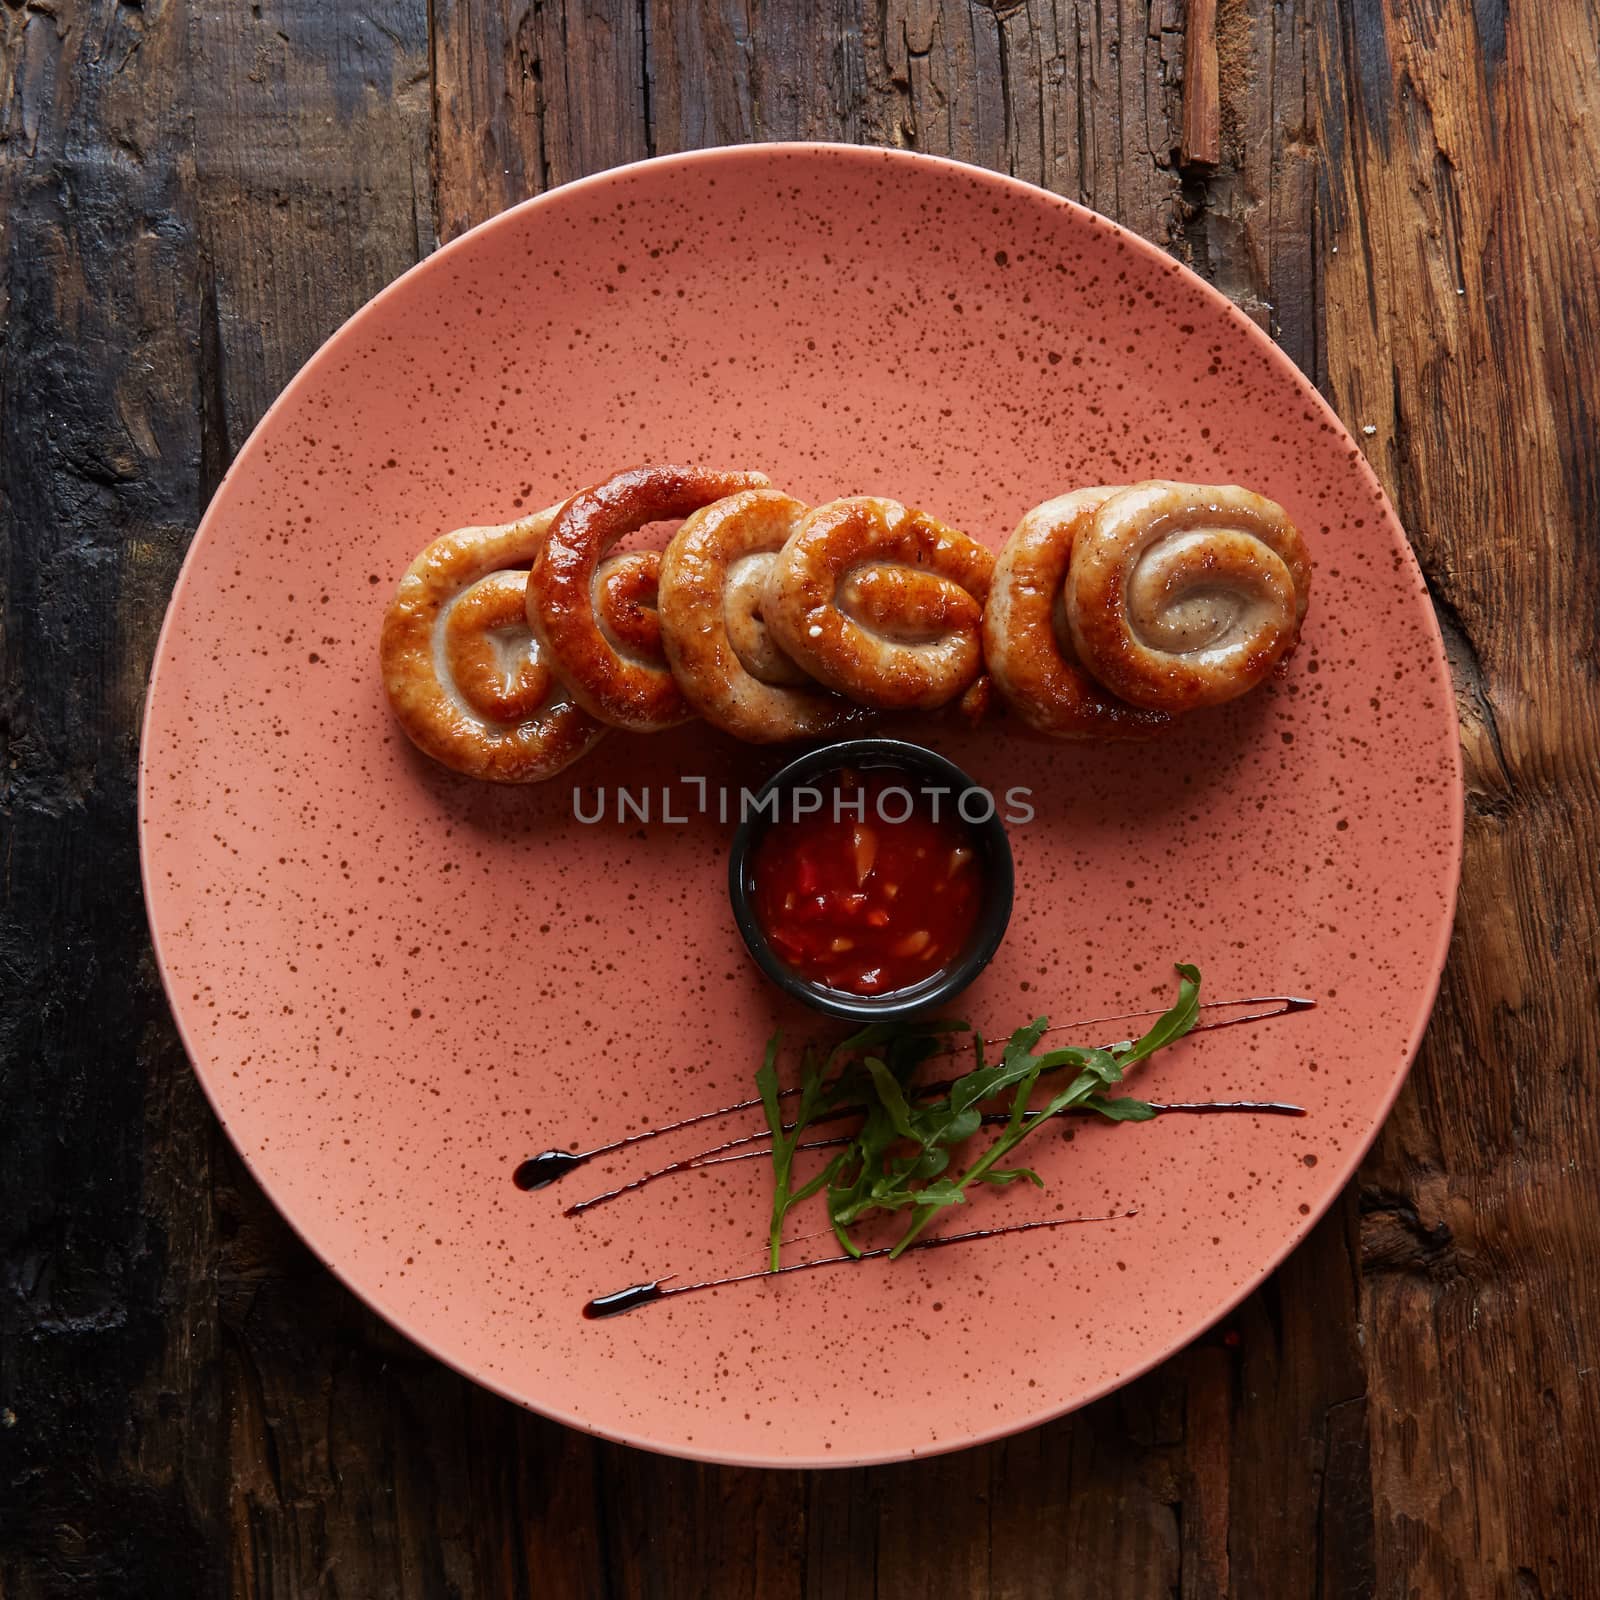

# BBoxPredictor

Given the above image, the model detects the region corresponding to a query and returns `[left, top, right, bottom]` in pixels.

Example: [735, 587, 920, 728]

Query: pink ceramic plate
[140, 145, 1461, 1467]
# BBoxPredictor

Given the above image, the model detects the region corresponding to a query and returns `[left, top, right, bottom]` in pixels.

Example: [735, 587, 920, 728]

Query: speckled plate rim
[138, 141, 1464, 1469]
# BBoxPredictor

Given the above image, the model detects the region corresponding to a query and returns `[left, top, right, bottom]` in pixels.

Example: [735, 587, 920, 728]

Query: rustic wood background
[2, 1, 1595, 1595]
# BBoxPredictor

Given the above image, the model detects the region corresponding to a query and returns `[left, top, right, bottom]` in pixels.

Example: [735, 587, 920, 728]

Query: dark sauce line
[582, 1210, 1138, 1319]
[895, 1004, 1314, 1113]
[1150, 1100, 1306, 1115]
[515, 995, 1316, 1192]
[563, 1099, 1307, 1217]
[564, 1131, 856, 1215]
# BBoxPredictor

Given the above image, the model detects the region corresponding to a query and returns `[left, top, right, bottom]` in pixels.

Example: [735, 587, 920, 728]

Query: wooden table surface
[3, 2, 1596, 1595]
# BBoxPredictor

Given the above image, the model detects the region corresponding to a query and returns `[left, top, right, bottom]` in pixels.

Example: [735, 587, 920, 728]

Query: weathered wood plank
[182, 4, 457, 1597]
[1200, 0, 1320, 364]
[1182, 0, 1220, 167]
[430, 0, 545, 242]
[0, 2, 227, 1595]
[1315, 1, 1600, 1594]
[188, 0, 434, 441]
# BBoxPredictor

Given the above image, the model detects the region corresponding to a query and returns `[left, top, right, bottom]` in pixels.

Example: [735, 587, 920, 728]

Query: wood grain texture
[0, 3, 226, 1594]
[1181, 0, 1220, 168]
[186, 6, 452, 1597]
[1316, 1, 1600, 1595]
[1, 0, 1592, 1595]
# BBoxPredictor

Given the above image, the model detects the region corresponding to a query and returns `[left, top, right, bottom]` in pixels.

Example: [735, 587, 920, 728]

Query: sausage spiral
[384, 470, 1312, 778]
[1064, 482, 1312, 712]
[380, 510, 608, 782]
[983, 489, 1173, 740]
[526, 465, 770, 732]
[657, 489, 871, 743]
[761, 496, 994, 711]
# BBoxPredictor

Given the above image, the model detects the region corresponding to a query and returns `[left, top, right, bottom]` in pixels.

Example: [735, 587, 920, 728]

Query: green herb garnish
[755, 964, 1201, 1267]
[754, 1017, 961, 1269]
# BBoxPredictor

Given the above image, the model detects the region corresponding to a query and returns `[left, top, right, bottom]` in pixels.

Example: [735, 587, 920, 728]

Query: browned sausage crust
[762, 496, 994, 712]
[1065, 482, 1311, 712]
[525, 465, 769, 732]
[380, 508, 608, 782]
[657, 489, 870, 743]
[983, 488, 1172, 740]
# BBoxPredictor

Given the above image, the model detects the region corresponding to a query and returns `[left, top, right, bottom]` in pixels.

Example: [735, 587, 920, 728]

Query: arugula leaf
[979, 1165, 1045, 1188]
[758, 1016, 964, 1267]
[754, 1033, 789, 1272]
[756, 964, 1202, 1270]
[941, 1107, 983, 1144]
[1083, 1095, 1159, 1123]
[882, 965, 1202, 1257]
[1118, 963, 1201, 1065]
[865, 1057, 917, 1139]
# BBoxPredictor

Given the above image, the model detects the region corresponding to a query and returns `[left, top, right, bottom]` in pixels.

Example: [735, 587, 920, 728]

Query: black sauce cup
[728, 738, 1015, 1021]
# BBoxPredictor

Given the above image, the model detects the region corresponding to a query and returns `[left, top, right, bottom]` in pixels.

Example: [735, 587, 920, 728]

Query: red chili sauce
[748, 767, 984, 996]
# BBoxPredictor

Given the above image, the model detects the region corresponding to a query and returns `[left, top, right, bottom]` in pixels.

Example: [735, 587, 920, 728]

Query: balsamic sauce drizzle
[562, 1099, 1307, 1217]
[581, 1211, 1139, 1320]
[514, 994, 1315, 1193]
